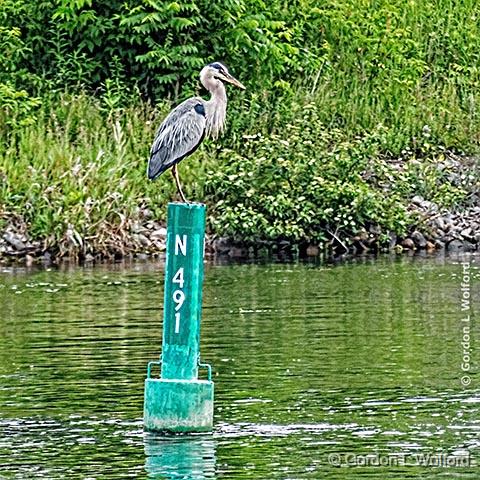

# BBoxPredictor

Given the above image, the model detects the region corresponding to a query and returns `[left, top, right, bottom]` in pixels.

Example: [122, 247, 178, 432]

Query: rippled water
[0, 254, 478, 479]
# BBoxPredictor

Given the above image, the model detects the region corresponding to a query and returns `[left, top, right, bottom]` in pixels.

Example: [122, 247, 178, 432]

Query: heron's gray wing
[147, 97, 206, 180]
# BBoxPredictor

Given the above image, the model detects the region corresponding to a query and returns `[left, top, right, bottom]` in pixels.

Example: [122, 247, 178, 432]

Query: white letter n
[175, 234, 187, 256]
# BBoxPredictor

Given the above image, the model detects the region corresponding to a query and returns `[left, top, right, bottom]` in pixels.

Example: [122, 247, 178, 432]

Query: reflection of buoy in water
[144, 434, 216, 479]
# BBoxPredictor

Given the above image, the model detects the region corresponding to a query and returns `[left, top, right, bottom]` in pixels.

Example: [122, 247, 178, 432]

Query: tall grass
[0, 93, 216, 255]
[255, 0, 480, 153]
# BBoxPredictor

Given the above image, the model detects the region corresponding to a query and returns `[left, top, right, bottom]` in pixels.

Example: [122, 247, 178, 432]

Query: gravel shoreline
[1, 151, 478, 263]
[1, 198, 478, 264]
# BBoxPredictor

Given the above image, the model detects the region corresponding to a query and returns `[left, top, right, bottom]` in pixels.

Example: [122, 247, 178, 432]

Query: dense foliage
[0, 0, 479, 254]
[1, 0, 316, 98]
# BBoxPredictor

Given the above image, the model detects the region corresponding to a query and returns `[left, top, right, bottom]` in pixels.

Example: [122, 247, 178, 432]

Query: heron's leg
[172, 164, 188, 203]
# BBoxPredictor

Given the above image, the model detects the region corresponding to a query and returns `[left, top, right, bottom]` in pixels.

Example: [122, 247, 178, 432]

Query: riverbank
[1, 192, 478, 264]
[2, 1, 480, 263]
[1, 129, 478, 264]
[1, 95, 479, 265]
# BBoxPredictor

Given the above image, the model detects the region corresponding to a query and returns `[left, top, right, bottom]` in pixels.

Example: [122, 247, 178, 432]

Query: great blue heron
[147, 62, 246, 202]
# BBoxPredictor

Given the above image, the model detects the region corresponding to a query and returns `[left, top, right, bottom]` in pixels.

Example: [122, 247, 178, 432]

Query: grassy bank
[0, 93, 216, 256]
[1, 1, 480, 257]
[0, 88, 477, 258]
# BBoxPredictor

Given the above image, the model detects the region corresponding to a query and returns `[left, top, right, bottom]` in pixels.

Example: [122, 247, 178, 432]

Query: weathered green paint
[144, 379, 214, 433]
[162, 202, 206, 380]
[144, 202, 213, 433]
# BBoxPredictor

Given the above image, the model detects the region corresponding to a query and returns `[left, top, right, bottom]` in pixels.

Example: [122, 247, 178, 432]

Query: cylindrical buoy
[144, 202, 214, 433]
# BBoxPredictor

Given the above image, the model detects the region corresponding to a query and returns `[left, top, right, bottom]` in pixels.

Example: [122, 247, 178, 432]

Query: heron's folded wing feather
[147, 98, 206, 180]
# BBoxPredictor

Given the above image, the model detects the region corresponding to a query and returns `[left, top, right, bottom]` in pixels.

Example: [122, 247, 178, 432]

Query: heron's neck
[205, 82, 227, 139]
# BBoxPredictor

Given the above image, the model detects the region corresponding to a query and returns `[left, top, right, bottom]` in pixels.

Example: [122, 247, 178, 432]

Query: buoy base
[144, 378, 214, 433]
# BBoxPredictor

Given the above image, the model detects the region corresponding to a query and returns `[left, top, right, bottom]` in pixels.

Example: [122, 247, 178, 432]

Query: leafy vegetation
[0, 0, 479, 255]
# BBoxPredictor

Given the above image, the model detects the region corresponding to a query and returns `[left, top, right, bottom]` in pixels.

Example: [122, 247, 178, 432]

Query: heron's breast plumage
[204, 87, 227, 140]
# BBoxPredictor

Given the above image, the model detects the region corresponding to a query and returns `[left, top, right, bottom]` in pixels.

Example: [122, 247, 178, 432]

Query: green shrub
[0, 83, 41, 131]
[0, 21, 40, 131]
[205, 102, 410, 243]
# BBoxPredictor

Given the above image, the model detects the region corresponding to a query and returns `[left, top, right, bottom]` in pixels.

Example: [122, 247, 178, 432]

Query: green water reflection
[0, 254, 478, 478]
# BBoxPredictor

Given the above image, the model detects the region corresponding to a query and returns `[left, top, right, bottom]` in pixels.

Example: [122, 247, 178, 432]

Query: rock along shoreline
[0, 195, 478, 265]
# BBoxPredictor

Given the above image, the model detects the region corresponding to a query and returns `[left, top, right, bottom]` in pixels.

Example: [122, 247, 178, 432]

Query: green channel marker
[144, 202, 214, 433]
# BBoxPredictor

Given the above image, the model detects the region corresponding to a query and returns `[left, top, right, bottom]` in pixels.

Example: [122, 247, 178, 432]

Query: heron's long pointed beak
[223, 73, 246, 90]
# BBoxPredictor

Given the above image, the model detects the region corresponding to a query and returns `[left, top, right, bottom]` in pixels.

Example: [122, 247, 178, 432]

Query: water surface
[0, 254, 478, 478]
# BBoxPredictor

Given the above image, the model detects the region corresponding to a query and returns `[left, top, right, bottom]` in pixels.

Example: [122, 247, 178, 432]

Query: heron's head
[200, 62, 246, 90]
